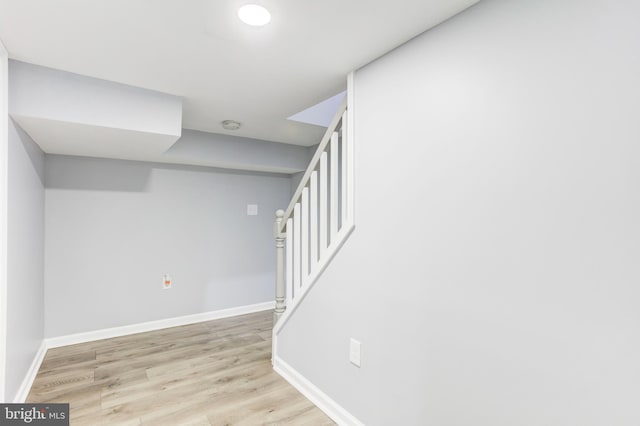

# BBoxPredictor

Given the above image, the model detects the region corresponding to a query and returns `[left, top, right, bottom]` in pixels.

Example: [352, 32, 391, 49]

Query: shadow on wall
[44, 155, 290, 192]
[12, 118, 45, 187]
[45, 155, 152, 192]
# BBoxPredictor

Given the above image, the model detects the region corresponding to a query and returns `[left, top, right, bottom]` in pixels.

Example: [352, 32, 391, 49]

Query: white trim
[309, 170, 318, 271]
[285, 218, 293, 306]
[12, 341, 46, 403]
[319, 152, 329, 256]
[0, 38, 9, 403]
[301, 186, 309, 284]
[292, 202, 301, 292]
[330, 131, 339, 239]
[46, 301, 274, 348]
[340, 111, 348, 225]
[273, 355, 365, 426]
[346, 71, 356, 225]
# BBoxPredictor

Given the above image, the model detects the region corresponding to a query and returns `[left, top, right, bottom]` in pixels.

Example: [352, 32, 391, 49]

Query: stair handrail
[272, 87, 355, 330]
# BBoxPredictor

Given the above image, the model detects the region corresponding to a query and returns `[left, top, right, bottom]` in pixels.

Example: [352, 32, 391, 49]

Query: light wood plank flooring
[27, 310, 334, 426]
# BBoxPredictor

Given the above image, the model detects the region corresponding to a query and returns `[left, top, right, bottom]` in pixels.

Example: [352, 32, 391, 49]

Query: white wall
[9, 60, 182, 136]
[5, 119, 45, 402]
[276, 0, 640, 424]
[45, 155, 290, 337]
[0, 38, 8, 403]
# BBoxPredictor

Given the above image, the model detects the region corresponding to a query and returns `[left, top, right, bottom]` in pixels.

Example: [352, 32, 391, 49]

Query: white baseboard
[13, 340, 47, 403]
[12, 302, 273, 403]
[46, 301, 274, 349]
[273, 356, 364, 426]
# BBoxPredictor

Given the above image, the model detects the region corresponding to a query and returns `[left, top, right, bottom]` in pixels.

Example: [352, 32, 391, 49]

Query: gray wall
[165, 129, 312, 174]
[6, 119, 45, 401]
[45, 156, 291, 337]
[277, 0, 640, 424]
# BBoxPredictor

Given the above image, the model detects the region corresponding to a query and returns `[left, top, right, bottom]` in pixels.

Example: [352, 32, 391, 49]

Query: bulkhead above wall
[9, 60, 182, 161]
[8, 60, 312, 174]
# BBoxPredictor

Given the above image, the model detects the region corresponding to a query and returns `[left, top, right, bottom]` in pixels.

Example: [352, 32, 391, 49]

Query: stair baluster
[273, 93, 354, 331]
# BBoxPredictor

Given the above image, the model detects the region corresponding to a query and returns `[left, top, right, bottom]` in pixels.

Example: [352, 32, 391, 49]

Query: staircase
[271, 78, 355, 337]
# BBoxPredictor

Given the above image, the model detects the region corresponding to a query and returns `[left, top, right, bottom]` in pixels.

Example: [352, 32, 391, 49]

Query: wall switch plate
[247, 204, 258, 216]
[163, 274, 172, 289]
[350, 338, 361, 367]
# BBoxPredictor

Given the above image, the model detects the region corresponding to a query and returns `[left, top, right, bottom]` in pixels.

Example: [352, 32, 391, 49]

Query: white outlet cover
[350, 338, 361, 367]
[247, 204, 258, 216]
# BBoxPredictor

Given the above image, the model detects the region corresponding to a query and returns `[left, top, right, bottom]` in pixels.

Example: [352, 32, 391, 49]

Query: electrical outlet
[247, 204, 258, 216]
[163, 274, 172, 289]
[350, 338, 361, 367]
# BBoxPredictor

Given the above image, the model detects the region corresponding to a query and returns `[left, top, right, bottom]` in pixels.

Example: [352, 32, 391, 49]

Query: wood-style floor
[27, 310, 334, 426]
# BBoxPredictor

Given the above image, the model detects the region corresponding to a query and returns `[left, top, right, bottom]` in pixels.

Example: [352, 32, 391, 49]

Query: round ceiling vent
[221, 120, 241, 131]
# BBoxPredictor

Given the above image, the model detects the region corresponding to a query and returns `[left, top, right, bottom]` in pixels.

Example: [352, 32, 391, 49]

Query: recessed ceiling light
[238, 4, 271, 27]
[222, 120, 241, 131]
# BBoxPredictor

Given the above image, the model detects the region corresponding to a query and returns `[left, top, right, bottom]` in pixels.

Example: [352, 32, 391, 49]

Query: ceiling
[0, 0, 478, 147]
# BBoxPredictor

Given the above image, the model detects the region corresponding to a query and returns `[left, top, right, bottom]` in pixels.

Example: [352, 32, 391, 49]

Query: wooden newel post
[274, 209, 286, 324]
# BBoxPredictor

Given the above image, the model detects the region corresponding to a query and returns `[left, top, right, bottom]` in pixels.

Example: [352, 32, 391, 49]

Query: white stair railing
[273, 94, 354, 328]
